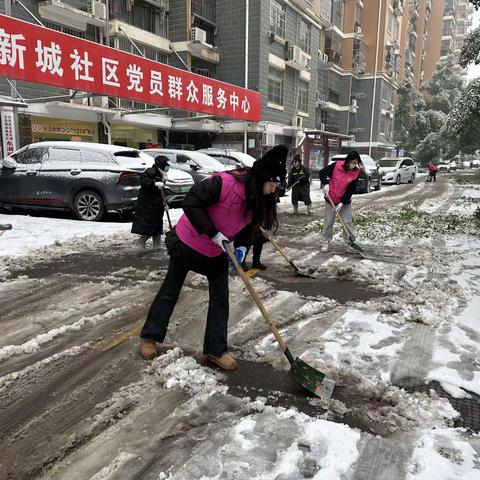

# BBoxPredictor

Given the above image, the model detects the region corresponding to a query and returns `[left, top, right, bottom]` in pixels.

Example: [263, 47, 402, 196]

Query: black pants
[140, 234, 229, 357]
[252, 233, 266, 263]
[428, 171, 437, 182]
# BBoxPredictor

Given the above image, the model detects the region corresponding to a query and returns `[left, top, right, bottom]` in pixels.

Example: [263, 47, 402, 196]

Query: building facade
[0, 0, 475, 165]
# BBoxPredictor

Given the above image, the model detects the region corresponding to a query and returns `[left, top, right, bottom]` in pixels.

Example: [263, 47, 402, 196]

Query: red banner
[0, 15, 261, 122]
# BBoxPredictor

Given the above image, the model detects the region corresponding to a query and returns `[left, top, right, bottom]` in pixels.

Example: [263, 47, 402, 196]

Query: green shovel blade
[290, 356, 335, 403]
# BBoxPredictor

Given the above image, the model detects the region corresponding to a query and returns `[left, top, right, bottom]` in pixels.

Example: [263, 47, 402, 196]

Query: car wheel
[73, 190, 106, 221]
[395, 175, 401, 185]
[409, 173, 415, 184]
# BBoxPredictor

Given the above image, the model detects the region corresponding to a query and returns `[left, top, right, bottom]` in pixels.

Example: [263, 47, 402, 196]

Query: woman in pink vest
[139, 145, 288, 370]
[318, 151, 362, 252]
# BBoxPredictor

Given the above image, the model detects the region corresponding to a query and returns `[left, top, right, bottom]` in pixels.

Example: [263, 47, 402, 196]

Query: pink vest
[176, 172, 253, 257]
[329, 160, 361, 205]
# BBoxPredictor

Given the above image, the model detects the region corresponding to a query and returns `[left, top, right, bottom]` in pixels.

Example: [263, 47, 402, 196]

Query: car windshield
[378, 159, 399, 167]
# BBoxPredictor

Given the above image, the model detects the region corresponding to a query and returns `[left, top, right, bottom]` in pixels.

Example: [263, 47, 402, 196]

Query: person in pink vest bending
[139, 145, 288, 370]
[318, 150, 362, 253]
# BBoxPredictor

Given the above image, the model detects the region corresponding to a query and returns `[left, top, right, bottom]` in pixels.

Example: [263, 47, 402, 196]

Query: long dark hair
[229, 169, 279, 232]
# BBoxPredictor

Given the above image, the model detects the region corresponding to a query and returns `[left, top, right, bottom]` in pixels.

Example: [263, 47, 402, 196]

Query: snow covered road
[0, 173, 479, 479]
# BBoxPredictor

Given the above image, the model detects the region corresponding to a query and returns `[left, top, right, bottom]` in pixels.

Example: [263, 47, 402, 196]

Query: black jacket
[318, 162, 359, 205]
[182, 172, 254, 247]
[131, 167, 166, 236]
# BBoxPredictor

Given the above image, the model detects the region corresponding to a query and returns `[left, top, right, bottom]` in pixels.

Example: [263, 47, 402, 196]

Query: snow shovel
[224, 242, 335, 403]
[285, 179, 300, 194]
[159, 187, 173, 231]
[259, 227, 315, 279]
[326, 195, 365, 258]
[0, 224, 12, 237]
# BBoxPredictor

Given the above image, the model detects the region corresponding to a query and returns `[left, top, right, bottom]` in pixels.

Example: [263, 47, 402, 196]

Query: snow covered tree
[459, 27, 480, 68]
[447, 78, 480, 153]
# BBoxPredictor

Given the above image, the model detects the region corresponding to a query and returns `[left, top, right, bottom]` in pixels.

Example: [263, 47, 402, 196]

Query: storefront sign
[0, 107, 17, 156]
[0, 15, 261, 122]
[31, 123, 95, 136]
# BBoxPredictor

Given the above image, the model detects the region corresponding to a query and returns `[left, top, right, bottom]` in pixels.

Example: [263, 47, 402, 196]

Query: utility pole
[244, 0, 249, 154]
[3, 0, 20, 153]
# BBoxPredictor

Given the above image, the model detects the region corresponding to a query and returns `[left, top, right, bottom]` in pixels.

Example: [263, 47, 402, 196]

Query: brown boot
[139, 339, 158, 360]
[205, 353, 237, 371]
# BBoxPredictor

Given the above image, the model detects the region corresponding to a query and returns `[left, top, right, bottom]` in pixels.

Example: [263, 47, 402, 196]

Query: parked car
[198, 148, 256, 169]
[449, 161, 458, 171]
[438, 162, 451, 172]
[329, 154, 381, 193]
[0, 142, 194, 221]
[142, 149, 227, 184]
[463, 160, 472, 169]
[415, 161, 426, 173]
[472, 159, 480, 168]
[378, 157, 417, 185]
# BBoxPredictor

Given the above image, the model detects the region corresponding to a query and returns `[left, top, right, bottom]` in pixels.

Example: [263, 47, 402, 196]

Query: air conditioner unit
[355, 25, 362, 34]
[288, 45, 308, 68]
[292, 116, 303, 128]
[192, 27, 207, 43]
[92, 0, 107, 20]
[351, 99, 358, 108]
[264, 132, 276, 146]
[320, 122, 326, 131]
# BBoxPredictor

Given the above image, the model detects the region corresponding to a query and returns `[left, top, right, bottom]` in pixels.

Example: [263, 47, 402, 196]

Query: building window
[270, 0, 286, 38]
[331, 0, 345, 31]
[268, 67, 284, 105]
[298, 81, 309, 113]
[325, 31, 343, 65]
[192, 0, 216, 23]
[298, 18, 311, 54]
[109, 0, 168, 37]
[42, 21, 85, 38]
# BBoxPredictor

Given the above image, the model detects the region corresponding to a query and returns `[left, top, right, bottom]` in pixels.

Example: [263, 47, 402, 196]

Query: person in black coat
[131, 155, 170, 249]
[288, 154, 312, 215]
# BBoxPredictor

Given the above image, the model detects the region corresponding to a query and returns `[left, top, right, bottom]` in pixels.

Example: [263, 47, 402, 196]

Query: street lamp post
[368, 0, 384, 158]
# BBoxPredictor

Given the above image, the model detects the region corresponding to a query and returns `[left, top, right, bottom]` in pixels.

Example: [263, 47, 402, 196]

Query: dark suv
[0, 142, 194, 221]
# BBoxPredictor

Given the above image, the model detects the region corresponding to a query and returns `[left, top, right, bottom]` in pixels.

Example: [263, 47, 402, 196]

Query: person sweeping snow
[288, 154, 312, 215]
[426, 161, 438, 183]
[318, 150, 362, 253]
[139, 145, 288, 370]
[131, 155, 170, 250]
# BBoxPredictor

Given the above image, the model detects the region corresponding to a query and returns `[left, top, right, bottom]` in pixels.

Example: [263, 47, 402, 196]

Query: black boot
[252, 259, 267, 270]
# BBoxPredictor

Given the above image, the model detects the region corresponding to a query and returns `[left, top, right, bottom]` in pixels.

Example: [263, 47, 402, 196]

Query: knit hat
[154, 155, 170, 171]
[252, 145, 288, 182]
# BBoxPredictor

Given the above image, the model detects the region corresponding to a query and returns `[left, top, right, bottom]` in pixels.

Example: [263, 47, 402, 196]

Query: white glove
[155, 181, 165, 189]
[323, 184, 330, 197]
[211, 232, 229, 251]
[335, 202, 343, 212]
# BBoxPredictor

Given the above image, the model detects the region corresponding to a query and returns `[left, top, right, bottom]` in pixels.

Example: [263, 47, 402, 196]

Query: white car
[472, 159, 480, 168]
[438, 162, 451, 172]
[198, 148, 256, 169]
[378, 157, 417, 185]
[462, 160, 472, 169]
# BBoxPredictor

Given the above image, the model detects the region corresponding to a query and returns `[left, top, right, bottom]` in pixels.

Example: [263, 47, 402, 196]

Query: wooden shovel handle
[259, 227, 294, 266]
[326, 194, 353, 239]
[159, 187, 173, 231]
[224, 242, 288, 353]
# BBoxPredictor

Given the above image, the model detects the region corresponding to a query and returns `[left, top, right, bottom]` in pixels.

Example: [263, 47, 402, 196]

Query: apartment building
[0, 0, 474, 163]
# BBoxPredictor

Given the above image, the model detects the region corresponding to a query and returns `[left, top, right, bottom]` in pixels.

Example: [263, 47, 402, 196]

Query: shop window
[270, 0, 286, 38]
[268, 67, 284, 106]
